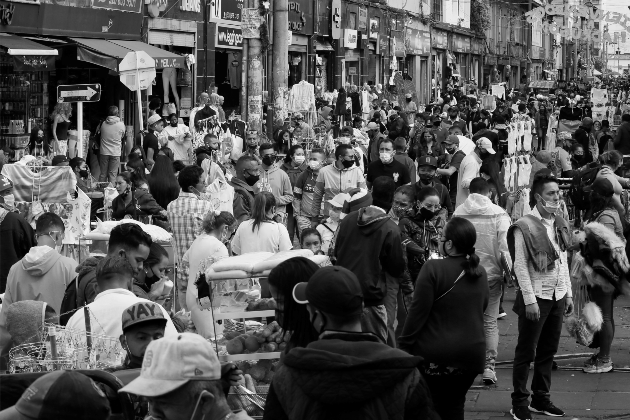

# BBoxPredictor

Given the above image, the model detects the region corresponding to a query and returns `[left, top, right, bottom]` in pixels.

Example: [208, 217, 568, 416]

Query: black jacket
[0, 210, 35, 293]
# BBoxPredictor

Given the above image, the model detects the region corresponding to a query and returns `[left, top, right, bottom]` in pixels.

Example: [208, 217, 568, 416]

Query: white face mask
[379, 152, 393, 163]
[537, 194, 560, 215]
[2, 193, 15, 209]
[294, 155, 305, 164]
[309, 160, 321, 170]
[329, 208, 341, 222]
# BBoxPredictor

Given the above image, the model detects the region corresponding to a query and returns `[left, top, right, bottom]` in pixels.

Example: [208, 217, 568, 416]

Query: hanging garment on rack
[523, 122, 533, 152]
[349, 92, 361, 115]
[507, 125, 517, 155]
[491, 84, 506, 100]
[504, 157, 513, 192]
[361, 90, 370, 119]
[227, 52, 242, 89]
[288, 81, 316, 113]
[335, 89, 347, 116]
[481, 94, 496, 111]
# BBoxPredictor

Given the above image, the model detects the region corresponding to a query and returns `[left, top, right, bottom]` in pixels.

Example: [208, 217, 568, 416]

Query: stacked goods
[224, 321, 291, 354]
[246, 298, 277, 311]
[235, 359, 281, 385]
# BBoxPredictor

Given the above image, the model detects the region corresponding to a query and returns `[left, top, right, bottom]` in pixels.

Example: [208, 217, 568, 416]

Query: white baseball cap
[147, 114, 162, 127]
[328, 193, 351, 208]
[119, 333, 221, 397]
[476, 137, 496, 154]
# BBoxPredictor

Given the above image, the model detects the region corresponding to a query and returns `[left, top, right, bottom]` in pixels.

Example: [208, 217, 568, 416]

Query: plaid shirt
[167, 192, 215, 292]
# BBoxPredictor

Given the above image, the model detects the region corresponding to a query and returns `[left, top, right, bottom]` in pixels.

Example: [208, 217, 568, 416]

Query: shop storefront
[145, 0, 202, 119]
[210, 0, 244, 112]
[313, 0, 332, 92]
[431, 29, 449, 96]
[452, 34, 471, 82]
[405, 22, 431, 104]
[470, 38, 483, 88]
[366, 8, 384, 86]
[287, 0, 314, 88]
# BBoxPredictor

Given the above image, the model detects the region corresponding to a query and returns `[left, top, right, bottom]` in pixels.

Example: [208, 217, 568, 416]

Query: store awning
[529, 80, 556, 89]
[314, 39, 334, 52]
[70, 37, 185, 72]
[0, 33, 58, 56]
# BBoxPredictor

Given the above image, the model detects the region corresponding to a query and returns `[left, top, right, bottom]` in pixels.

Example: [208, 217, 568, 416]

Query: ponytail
[462, 246, 482, 279]
[444, 217, 483, 279]
[251, 191, 276, 233]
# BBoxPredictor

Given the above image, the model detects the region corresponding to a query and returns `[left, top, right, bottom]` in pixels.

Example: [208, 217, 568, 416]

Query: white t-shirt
[231, 220, 292, 255]
[66, 288, 178, 339]
[163, 124, 192, 162]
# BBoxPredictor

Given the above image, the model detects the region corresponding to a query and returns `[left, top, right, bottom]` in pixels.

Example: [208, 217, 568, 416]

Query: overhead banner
[405, 28, 430, 55]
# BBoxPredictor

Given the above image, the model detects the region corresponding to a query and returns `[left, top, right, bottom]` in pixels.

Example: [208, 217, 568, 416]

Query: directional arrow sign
[57, 84, 101, 103]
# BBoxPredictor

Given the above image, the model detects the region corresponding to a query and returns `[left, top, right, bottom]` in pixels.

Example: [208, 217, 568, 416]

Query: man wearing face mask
[414, 156, 453, 217]
[294, 149, 327, 235]
[507, 170, 573, 420]
[1, 213, 77, 341]
[430, 114, 449, 145]
[69, 157, 93, 194]
[367, 122, 386, 163]
[256, 143, 293, 223]
[436, 135, 466, 207]
[265, 266, 436, 420]
[456, 137, 495, 208]
[229, 155, 261, 223]
[367, 138, 411, 189]
[0, 175, 34, 293]
[243, 130, 262, 163]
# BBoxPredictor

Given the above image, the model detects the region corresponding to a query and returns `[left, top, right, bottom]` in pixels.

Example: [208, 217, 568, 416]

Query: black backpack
[569, 162, 600, 211]
[59, 276, 80, 326]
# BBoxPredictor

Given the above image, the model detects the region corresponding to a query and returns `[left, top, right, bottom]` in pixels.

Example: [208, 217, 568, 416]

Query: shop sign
[216, 25, 243, 48]
[392, 30, 405, 57]
[471, 39, 481, 55]
[486, 55, 497, 65]
[13, 55, 55, 71]
[358, 6, 367, 31]
[180, 0, 200, 13]
[212, 0, 243, 22]
[432, 30, 448, 49]
[531, 46, 540, 60]
[378, 33, 388, 55]
[331, 0, 341, 39]
[287, 0, 312, 34]
[242, 8, 260, 38]
[405, 28, 430, 55]
[1, 3, 15, 25]
[348, 66, 357, 75]
[452, 34, 470, 53]
[92, 0, 142, 14]
[345, 29, 357, 48]
[369, 18, 378, 39]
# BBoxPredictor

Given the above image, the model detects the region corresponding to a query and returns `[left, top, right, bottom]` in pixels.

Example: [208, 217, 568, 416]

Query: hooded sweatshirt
[264, 331, 438, 420]
[311, 164, 366, 219]
[99, 116, 126, 157]
[453, 193, 511, 283]
[254, 163, 294, 214]
[1, 246, 78, 326]
[334, 207, 405, 306]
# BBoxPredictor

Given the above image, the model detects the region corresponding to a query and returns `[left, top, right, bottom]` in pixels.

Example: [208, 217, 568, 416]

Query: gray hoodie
[0, 246, 78, 328]
[99, 115, 126, 157]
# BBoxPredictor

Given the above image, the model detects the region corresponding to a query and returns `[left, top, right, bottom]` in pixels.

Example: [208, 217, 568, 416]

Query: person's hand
[148, 277, 167, 301]
[160, 210, 168, 217]
[565, 297, 574, 316]
[525, 302, 540, 322]
[221, 363, 244, 387]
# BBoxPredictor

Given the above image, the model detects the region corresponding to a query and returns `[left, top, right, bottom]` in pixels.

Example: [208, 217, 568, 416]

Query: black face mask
[420, 207, 437, 220]
[419, 174, 434, 184]
[79, 169, 89, 178]
[244, 173, 260, 186]
[341, 159, 354, 169]
[262, 155, 275, 166]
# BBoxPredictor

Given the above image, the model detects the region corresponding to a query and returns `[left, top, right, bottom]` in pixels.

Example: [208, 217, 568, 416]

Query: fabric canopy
[108, 40, 186, 69]
[0, 33, 58, 56]
[314, 39, 334, 51]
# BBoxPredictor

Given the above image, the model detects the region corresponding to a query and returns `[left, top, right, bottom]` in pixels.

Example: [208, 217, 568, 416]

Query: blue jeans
[484, 279, 502, 368]
[361, 304, 388, 344]
[98, 154, 120, 183]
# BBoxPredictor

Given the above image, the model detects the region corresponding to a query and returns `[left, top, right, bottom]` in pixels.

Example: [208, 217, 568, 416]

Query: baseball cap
[405, 93, 412, 99]
[586, 177, 614, 197]
[340, 189, 372, 219]
[328, 192, 351, 208]
[366, 122, 379, 130]
[381, 99, 388, 103]
[443, 135, 460, 145]
[417, 156, 438, 168]
[0, 175, 12, 193]
[147, 114, 163, 126]
[293, 266, 363, 317]
[121, 302, 168, 332]
[119, 333, 221, 397]
[0, 370, 110, 420]
[476, 137, 496, 154]
[51, 155, 69, 166]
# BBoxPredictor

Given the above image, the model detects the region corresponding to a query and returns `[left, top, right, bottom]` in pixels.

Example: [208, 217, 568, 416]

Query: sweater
[1, 246, 78, 325]
[254, 163, 294, 214]
[311, 164, 366, 219]
[334, 207, 405, 306]
[0, 210, 34, 293]
[398, 257, 488, 373]
[99, 116, 126, 157]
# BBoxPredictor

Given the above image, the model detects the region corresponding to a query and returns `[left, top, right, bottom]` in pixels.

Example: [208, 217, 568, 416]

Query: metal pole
[271, 0, 288, 132]
[242, 16, 249, 120]
[77, 102, 83, 158]
[203, 0, 208, 92]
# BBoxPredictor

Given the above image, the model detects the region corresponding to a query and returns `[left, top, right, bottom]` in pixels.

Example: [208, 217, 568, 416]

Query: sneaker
[483, 367, 497, 384]
[511, 406, 532, 420]
[583, 357, 613, 374]
[529, 401, 565, 417]
[498, 311, 507, 319]
[583, 353, 599, 368]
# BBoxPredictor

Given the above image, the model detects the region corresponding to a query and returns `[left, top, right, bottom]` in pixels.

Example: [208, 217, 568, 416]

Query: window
[432, 0, 442, 21]
[348, 12, 357, 30]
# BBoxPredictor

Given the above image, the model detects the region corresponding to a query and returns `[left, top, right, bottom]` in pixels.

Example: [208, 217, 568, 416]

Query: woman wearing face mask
[28, 128, 52, 158]
[276, 129, 292, 155]
[132, 243, 172, 303]
[399, 217, 488, 420]
[281, 145, 307, 241]
[268, 257, 320, 352]
[185, 210, 237, 338]
[111, 172, 166, 221]
[398, 187, 446, 283]
[418, 130, 443, 159]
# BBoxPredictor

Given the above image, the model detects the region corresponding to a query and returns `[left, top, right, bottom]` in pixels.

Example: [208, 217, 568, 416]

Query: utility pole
[271, 0, 288, 133]
[247, 0, 264, 134]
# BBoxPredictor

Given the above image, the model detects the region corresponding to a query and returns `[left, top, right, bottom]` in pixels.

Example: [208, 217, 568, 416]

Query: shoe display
[511, 406, 532, 420]
[583, 357, 613, 374]
[529, 401, 565, 417]
[482, 367, 497, 385]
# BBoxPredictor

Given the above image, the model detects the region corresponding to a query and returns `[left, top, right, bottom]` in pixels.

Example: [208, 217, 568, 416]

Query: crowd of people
[1, 77, 630, 420]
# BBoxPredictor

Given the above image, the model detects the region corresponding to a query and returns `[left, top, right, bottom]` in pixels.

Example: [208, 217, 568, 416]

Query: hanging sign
[216, 25, 243, 48]
[212, 0, 243, 21]
[358, 6, 367, 31]
[345, 29, 358, 49]
[331, 0, 341, 40]
[432, 30, 448, 49]
[369, 18, 379, 39]
[242, 8, 261, 38]
[405, 28, 430, 55]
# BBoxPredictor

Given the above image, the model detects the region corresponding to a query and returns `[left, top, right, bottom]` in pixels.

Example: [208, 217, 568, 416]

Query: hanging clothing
[349, 92, 361, 115]
[227, 52, 242, 89]
[288, 81, 316, 112]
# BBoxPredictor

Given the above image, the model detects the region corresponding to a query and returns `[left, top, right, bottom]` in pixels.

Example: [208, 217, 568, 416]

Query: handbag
[91, 121, 103, 153]
[435, 270, 465, 301]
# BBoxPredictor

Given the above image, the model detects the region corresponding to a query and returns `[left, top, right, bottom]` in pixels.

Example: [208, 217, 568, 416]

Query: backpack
[90, 120, 104, 154]
[569, 162, 600, 211]
[59, 276, 80, 326]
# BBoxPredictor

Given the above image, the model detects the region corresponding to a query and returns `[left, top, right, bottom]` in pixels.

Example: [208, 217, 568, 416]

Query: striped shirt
[512, 207, 572, 306]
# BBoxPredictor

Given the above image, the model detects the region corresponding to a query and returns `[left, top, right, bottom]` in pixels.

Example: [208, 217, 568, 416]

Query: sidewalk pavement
[464, 288, 630, 420]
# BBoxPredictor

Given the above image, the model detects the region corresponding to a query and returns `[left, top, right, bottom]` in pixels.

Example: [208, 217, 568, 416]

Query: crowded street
[2, 0, 630, 419]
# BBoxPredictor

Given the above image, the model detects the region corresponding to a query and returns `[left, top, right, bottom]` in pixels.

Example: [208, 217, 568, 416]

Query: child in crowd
[316, 193, 345, 254]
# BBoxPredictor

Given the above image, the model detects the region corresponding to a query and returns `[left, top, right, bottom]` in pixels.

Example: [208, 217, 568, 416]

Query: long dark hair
[29, 127, 51, 156]
[443, 217, 482, 279]
[587, 190, 614, 222]
[284, 144, 304, 164]
[126, 158, 148, 187]
[267, 257, 320, 350]
[145, 242, 168, 268]
[148, 155, 180, 209]
[480, 160, 507, 199]
[251, 191, 275, 233]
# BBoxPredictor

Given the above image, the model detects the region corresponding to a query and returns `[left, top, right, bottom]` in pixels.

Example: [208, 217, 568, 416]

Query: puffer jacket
[398, 212, 445, 283]
[453, 193, 511, 283]
[263, 331, 438, 420]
